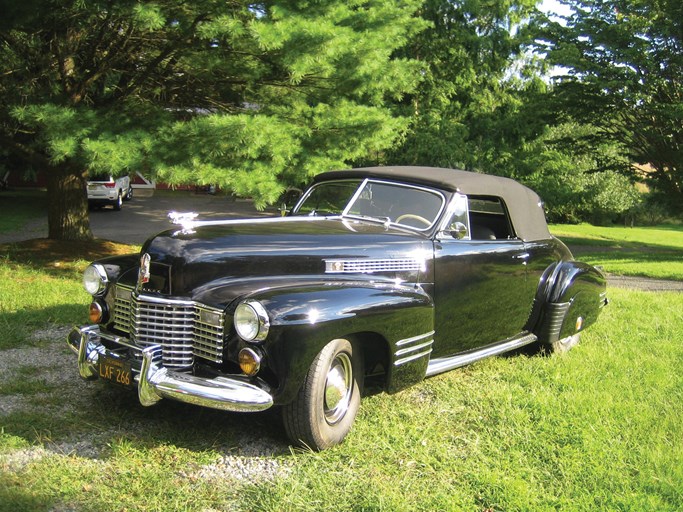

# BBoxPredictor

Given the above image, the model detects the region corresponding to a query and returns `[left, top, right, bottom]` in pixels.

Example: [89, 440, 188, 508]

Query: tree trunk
[47, 164, 93, 240]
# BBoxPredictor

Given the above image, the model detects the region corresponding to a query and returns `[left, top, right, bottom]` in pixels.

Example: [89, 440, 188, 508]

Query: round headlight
[234, 300, 270, 342]
[83, 264, 108, 296]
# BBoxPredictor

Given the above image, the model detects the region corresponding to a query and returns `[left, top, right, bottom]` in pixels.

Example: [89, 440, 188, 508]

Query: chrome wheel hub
[324, 353, 352, 424]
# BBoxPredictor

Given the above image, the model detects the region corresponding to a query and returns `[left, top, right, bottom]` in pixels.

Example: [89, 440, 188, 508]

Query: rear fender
[237, 282, 434, 404]
[531, 261, 607, 344]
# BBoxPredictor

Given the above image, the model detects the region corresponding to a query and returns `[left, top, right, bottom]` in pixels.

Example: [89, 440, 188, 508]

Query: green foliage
[0, 0, 427, 236]
[534, 0, 683, 212]
[387, 0, 547, 172]
[520, 123, 641, 223]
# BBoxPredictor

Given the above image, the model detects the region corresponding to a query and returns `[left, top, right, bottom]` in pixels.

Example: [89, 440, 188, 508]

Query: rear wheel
[124, 185, 133, 201]
[113, 191, 123, 211]
[283, 338, 363, 450]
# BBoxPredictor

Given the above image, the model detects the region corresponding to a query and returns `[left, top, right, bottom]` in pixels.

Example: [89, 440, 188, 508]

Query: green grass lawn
[551, 223, 683, 281]
[0, 223, 681, 511]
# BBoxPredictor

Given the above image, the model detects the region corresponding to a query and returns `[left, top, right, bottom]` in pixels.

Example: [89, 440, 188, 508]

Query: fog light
[239, 348, 262, 376]
[575, 316, 584, 332]
[89, 301, 105, 323]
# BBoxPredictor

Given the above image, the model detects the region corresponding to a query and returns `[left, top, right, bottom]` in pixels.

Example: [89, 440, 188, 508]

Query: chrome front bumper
[67, 326, 273, 412]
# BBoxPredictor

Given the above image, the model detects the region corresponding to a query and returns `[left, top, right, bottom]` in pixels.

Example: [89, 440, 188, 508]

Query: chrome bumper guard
[67, 326, 273, 413]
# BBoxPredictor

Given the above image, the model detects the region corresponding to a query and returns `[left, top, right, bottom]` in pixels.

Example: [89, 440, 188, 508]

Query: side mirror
[449, 222, 468, 239]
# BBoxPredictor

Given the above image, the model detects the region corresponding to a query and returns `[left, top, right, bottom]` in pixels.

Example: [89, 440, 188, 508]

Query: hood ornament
[168, 211, 199, 235]
[137, 253, 151, 289]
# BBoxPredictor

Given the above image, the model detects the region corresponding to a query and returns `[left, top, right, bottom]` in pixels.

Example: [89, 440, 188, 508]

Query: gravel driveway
[0, 326, 293, 483]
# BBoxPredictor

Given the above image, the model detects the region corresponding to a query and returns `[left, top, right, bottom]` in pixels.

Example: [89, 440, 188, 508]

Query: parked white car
[87, 174, 133, 210]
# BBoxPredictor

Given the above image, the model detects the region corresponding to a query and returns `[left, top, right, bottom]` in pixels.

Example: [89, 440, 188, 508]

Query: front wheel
[282, 338, 363, 450]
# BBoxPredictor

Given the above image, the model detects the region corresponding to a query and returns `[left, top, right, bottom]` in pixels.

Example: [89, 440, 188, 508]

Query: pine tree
[0, 0, 427, 239]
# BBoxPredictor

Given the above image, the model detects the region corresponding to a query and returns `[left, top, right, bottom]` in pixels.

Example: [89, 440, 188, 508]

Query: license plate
[98, 356, 133, 388]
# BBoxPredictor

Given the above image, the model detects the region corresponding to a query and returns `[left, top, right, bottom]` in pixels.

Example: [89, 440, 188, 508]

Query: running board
[425, 332, 538, 377]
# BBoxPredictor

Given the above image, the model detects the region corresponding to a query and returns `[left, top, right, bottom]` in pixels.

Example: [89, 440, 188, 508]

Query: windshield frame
[293, 178, 447, 233]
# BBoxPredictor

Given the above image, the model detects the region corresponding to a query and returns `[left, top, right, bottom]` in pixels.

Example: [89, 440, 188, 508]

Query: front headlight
[234, 300, 270, 342]
[83, 264, 108, 296]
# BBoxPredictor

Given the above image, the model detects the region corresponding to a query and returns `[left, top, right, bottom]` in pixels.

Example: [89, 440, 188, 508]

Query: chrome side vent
[393, 331, 435, 367]
[325, 258, 426, 274]
[113, 286, 133, 333]
[193, 307, 225, 363]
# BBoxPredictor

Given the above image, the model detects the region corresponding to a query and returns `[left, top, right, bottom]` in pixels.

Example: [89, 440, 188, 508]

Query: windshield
[293, 179, 445, 231]
[293, 180, 362, 216]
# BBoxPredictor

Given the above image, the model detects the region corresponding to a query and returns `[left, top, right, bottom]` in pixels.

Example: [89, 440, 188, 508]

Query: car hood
[127, 217, 433, 303]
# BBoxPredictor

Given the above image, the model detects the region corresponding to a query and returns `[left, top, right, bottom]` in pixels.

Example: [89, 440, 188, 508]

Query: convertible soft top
[315, 166, 551, 242]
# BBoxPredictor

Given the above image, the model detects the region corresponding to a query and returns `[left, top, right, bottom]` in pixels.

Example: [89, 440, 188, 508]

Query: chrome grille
[113, 285, 224, 368]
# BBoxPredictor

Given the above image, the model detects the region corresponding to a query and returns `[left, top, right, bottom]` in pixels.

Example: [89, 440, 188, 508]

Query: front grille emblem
[137, 253, 151, 289]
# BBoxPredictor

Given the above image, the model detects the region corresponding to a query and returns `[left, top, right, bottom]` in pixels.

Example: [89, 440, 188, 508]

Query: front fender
[532, 261, 608, 344]
[93, 254, 140, 283]
[238, 281, 434, 404]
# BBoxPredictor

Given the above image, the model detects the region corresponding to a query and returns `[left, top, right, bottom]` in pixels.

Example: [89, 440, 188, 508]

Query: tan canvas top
[315, 166, 551, 242]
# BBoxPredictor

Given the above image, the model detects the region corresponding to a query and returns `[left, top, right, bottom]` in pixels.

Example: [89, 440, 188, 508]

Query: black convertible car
[68, 166, 608, 449]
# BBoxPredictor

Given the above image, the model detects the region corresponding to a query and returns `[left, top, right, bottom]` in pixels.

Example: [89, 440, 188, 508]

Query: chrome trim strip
[394, 348, 434, 367]
[169, 213, 335, 231]
[395, 340, 434, 358]
[425, 332, 537, 377]
[67, 326, 273, 413]
[396, 330, 435, 346]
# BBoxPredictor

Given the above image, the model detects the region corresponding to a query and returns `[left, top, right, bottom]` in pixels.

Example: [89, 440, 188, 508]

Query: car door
[431, 194, 537, 358]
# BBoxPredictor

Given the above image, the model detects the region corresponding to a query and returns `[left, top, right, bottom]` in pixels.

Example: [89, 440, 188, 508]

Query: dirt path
[606, 274, 683, 292]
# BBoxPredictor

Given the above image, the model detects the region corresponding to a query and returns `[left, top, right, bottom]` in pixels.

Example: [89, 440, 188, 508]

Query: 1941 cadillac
[68, 166, 608, 450]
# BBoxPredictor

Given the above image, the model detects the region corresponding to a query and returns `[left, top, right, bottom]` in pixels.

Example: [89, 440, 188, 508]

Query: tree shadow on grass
[559, 233, 683, 254]
[0, 238, 138, 280]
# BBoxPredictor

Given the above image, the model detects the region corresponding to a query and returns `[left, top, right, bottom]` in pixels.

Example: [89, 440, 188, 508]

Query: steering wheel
[395, 214, 431, 227]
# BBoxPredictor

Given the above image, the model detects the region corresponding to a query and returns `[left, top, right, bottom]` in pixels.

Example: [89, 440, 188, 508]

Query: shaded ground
[0, 191, 272, 245]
